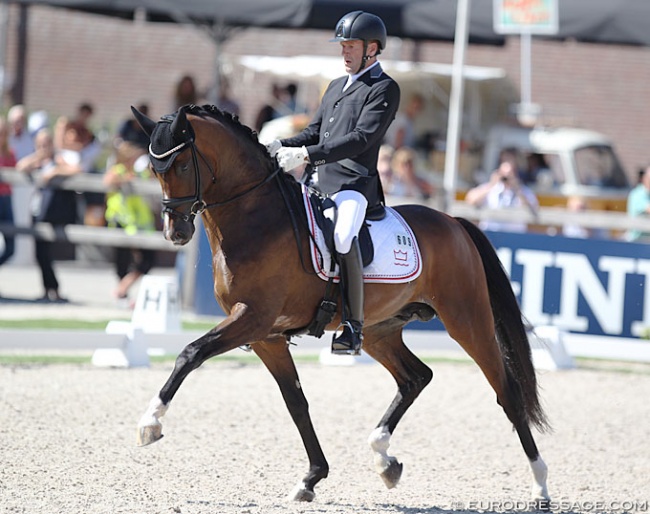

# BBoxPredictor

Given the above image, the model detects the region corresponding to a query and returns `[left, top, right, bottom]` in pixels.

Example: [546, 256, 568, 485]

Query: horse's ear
[170, 106, 189, 140]
[131, 105, 156, 137]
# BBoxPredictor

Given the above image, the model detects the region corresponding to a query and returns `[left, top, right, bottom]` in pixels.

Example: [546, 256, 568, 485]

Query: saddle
[308, 192, 385, 268]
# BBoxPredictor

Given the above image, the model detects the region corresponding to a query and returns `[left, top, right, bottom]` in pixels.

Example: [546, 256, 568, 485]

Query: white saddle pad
[303, 187, 423, 283]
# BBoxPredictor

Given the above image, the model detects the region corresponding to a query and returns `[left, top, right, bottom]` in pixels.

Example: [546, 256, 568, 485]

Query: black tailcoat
[281, 63, 400, 208]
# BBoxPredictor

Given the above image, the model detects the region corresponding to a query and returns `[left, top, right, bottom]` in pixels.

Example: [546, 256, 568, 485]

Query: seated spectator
[116, 103, 151, 151]
[626, 165, 650, 242]
[16, 128, 81, 302]
[7, 104, 34, 160]
[465, 149, 539, 233]
[214, 78, 241, 117]
[523, 152, 551, 185]
[384, 93, 425, 150]
[377, 144, 394, 193]
[562, 196, 590, 238]
[103, 142, 156, 305]
[387, 147, 435, 200]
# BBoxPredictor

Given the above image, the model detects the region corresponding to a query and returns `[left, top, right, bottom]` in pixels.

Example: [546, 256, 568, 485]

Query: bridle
[150, 137, 280, 223]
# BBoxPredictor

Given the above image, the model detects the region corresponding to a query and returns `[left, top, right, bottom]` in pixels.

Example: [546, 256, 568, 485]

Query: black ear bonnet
[148, 107, 195, 173]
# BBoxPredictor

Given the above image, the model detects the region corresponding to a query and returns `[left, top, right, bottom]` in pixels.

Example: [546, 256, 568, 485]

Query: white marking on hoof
[288, 480, 315, 502]
[530, 456, 550, 502]
[368, 426, 403, 488]
[136, 395, 168, 446]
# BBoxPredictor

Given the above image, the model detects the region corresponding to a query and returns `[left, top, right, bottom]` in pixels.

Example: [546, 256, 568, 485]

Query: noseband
[152, 139, 280, 223]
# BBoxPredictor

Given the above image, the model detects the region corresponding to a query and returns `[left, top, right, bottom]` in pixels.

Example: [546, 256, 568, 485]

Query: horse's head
[133, 104, 279, 246]
[132, 105, 208, 245]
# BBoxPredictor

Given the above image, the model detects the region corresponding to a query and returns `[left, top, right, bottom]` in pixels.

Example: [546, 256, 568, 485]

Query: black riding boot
[332, 237, 364, 355]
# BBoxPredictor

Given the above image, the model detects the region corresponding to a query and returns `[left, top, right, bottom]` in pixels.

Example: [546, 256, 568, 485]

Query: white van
[481, 124, 630, 210]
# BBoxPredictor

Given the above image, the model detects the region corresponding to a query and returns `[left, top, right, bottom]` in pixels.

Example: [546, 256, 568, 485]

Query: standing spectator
[384, 93, 424, 150]
[116, 103, 151, 151]
[626, 165, 650, 242]
[0, 117, 18, 272]
[465, 148, 539, 233]
[103, 142, 156, 305]
[54, 103, 104, 226]
[7, 104, 34, 160]
[16, 128, 81, 302]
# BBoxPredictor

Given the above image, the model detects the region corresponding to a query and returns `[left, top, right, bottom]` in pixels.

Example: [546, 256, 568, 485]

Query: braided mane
[183, 103, 303, 196]
[184, 103, 275, 168]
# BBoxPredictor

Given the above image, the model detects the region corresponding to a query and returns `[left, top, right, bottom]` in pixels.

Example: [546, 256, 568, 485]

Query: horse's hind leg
[361, 322, 433, 489]
[450, 325, 550, 507]
[252, 340, 329, 502]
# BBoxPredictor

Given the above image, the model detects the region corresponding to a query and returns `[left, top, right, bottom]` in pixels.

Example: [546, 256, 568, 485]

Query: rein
[160, 140, 280, 223]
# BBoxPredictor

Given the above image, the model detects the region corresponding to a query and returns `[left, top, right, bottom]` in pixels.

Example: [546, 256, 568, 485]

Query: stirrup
[331, 321, 363, 356]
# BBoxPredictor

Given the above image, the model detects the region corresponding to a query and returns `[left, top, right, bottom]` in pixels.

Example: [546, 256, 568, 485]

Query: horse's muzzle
[164, 217, 195, 246]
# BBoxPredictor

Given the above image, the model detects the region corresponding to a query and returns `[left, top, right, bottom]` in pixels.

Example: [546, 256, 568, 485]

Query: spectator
[103, 141, 156, 305]
[562, 196, 591, 238]
[214, 78, 241, 117]
[626, 165, 650, 242]
[28, 110, 50, 138]
[254, 83, 289, 133]
[0, 116, 18, 271]
[174, 74, 202, 110]
[522, 152, 550, 185]
[388, 146, 435, 200]
[384, 93, 424, 150]
[54, 103, 102, 171]
[377, 144, 394, 192]
[465, 148, 539, 233]
[285, 82, 308, 115]
[116, 103, 151, 151]
[54, 103, 104, 226]
[16, 128, 81, 302]
[7, 104, 34, 160]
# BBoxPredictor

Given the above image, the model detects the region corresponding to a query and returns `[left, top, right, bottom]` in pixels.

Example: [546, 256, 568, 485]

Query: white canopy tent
[237, 53, 518, 185]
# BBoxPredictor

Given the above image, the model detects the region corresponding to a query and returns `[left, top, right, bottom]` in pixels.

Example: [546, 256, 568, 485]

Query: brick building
[3, 5, 650, 180]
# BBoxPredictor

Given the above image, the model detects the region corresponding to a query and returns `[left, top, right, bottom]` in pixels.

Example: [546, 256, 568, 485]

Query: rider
[266, 11, 401, 355]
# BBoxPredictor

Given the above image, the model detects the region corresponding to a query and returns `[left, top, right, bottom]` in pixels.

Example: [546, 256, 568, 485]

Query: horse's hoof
[379, 458, 403, 489]
[288, 481, 315, 502]
[136, 424, 164, 447]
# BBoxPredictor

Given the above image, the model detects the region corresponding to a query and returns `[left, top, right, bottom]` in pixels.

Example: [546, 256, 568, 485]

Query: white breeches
[324, 190, 368, 254]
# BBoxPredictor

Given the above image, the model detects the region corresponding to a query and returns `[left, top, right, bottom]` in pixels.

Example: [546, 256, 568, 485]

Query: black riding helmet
[330, 11, 387, 72]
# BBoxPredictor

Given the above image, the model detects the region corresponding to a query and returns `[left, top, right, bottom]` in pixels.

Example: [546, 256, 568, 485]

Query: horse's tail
[455, 217, 549, 432]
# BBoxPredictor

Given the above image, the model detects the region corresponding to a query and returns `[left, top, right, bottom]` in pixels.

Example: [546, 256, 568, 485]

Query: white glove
[265, 139, 282, 158]
[277, 146, 309, 171]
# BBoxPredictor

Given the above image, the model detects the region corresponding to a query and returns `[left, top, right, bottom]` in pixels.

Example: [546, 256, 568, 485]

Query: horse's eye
[180, 163, 189, 173]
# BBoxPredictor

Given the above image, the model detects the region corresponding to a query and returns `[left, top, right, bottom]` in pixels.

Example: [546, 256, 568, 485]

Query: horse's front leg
[137, 302, 266, 446]
[252, 340, 329, 502]
[362, 324, 433, 489]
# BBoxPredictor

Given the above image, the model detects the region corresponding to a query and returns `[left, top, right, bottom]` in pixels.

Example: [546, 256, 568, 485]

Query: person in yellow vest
[103, 141, 156, 305]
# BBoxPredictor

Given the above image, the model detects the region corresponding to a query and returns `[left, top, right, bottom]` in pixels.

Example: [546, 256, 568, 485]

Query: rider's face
[340, 40, 364, 74]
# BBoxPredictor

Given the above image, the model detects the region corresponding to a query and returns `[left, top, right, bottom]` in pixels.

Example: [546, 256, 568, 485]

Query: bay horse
[132, 104, 551, 506]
